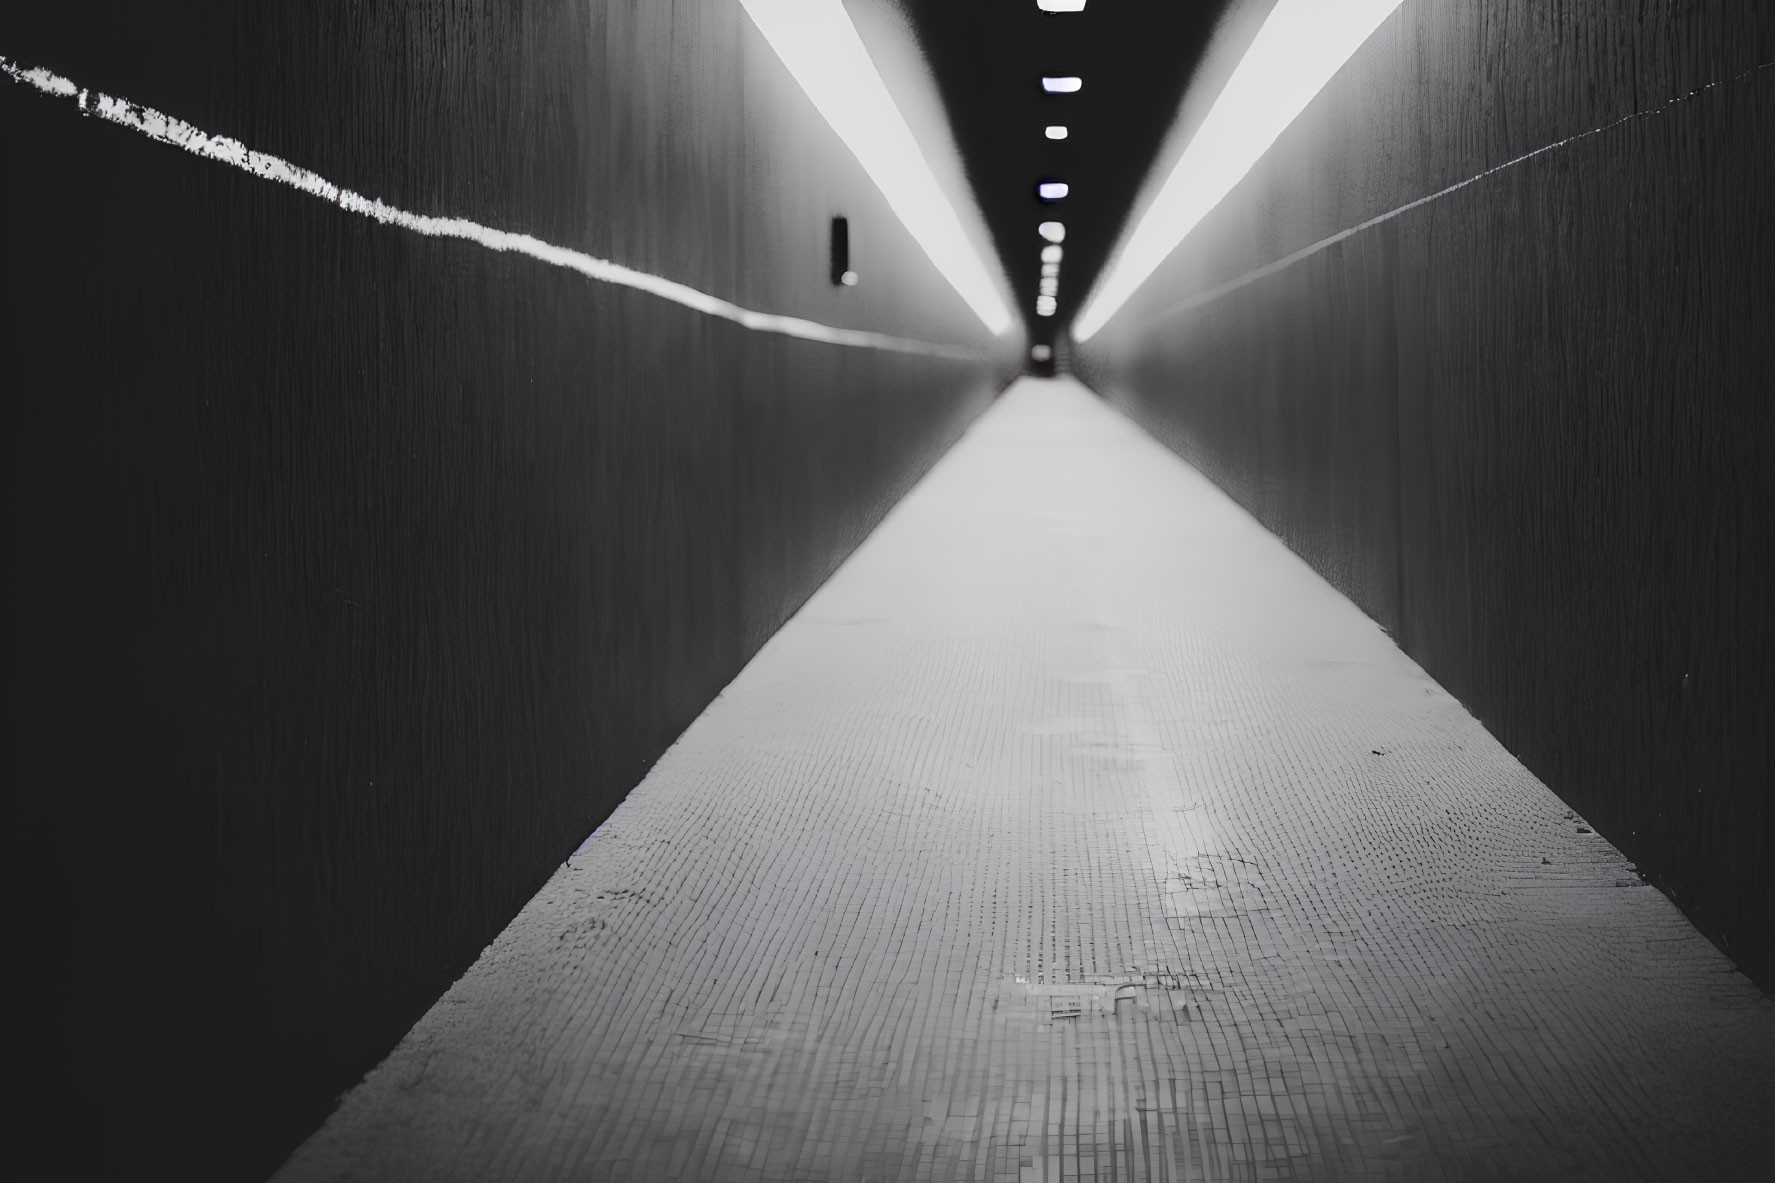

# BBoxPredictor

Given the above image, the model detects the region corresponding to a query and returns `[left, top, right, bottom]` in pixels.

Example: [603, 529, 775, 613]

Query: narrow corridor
[275, 380, 1775, 1183]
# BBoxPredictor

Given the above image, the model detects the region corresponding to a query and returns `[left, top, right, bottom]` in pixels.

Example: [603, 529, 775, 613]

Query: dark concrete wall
[3, 4, 1017, 1179]
[1076, 1, 1774, 990]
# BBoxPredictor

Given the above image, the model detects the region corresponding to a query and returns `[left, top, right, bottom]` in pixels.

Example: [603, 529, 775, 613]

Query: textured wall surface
[2, 3, 1016, 1179]
[1075, 1, 1774, 991]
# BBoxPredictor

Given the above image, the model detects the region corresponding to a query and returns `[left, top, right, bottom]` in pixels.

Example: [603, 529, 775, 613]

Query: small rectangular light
[1037, 182, 1069, 200]
[829, 215, 850, 286]
[1039, 278, 1059, 295]
[1041, 76, 1082, 93]
[1038, 221, 1066, 243]
[1045, 125, 1069, 140]
[1041, 262, 1060, 277]
[1036, 1, 1088, 12]
[1041, 244, 1063, 262]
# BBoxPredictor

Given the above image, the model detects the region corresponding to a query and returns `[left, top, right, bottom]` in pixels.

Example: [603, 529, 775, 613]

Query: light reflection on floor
[275, 379, 1775, 1183]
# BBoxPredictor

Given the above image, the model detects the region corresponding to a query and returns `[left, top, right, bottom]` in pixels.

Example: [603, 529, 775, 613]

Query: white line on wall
[1124, 57, 1775, 335]
[1, 56, 983, 362]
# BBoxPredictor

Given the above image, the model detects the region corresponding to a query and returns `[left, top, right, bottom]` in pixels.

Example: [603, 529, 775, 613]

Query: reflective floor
[275, 379, 1775, 1183]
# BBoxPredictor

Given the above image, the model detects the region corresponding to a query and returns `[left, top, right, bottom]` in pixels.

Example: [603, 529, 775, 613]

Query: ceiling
[897, 0, 1233, 346]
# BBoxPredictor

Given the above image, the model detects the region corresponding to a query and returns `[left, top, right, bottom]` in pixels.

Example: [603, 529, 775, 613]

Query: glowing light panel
[1038, 221, 1067, 243]
[740, 0, 1013, 334]
[1037, 182, 1070, 200]
[1073, 0, 1403, 340]
[1037, 1, 1088, 13]
[1041, 76, 1083, 93]
[1045, 125, 1070, 140]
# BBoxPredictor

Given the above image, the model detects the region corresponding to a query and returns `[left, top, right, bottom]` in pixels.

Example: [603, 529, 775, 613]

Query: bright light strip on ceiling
[1038, 182, 1070, 200]
[1038, 221, 1066, 243]
[739, 0, 1013, 334]
[1037, 1, 1088, 12]
[1045, 125, 1069, 140]
[1072, 0, 1403, 341]
[1041, 76, 1083, 93]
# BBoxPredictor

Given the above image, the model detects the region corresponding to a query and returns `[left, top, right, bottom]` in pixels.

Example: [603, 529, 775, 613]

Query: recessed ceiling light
[1037, 1, 1088, 12]
[1037, 182, 1069, 200]
[1041, 76, 1082, 93]
[1041, 262, 1060, 277]
[1074, 0, 1404, 340]
[1045, 125, 1069, 140]
[739, 0, 1014, 334]
[1038, 221, 1066, 243]
[1031, 344, 1054, 362]
[1041, 244, 1063, 262]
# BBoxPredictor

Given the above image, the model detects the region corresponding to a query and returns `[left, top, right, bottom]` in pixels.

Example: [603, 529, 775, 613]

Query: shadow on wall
[1075, 1, 1775, 991]
[2, 2, 1018, 1179]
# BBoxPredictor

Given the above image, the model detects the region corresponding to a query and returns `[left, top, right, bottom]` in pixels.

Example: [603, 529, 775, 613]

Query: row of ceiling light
[1032, 0, 1085, 325]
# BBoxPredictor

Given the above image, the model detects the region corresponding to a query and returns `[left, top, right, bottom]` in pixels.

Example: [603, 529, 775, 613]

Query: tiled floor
[274, 379, 1775, 1183]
